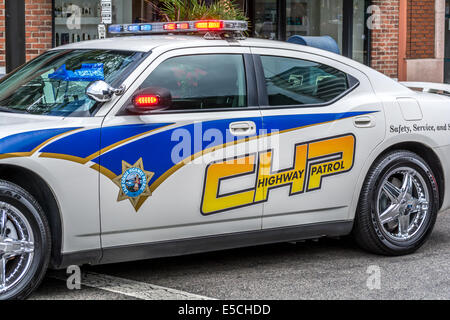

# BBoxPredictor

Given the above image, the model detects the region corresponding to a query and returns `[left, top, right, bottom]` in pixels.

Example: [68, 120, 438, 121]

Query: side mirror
[128, 87, 172, 114]
[86, 80, 125, 102]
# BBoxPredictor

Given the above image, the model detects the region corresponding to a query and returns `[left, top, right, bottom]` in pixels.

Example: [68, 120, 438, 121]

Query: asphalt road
[30, 211, 450, 300]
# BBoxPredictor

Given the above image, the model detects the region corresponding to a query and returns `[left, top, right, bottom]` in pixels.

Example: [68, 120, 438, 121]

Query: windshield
[0, 49, 147, 117]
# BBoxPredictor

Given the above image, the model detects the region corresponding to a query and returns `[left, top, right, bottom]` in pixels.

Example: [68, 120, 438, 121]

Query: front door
[98, 47, 264, 248]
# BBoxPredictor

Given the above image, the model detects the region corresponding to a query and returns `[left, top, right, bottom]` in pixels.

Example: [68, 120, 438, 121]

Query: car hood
[0, 113, 67, 138]
[0, 113, 85, 158]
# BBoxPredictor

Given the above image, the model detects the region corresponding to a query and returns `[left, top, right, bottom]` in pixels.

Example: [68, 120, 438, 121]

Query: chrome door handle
[354, 116, 375, 128]
[229, 121, 257, 136]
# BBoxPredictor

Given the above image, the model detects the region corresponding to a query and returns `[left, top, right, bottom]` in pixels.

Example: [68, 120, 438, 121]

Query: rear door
[250, 48, 385, 229]
[98, 46, 264, 248]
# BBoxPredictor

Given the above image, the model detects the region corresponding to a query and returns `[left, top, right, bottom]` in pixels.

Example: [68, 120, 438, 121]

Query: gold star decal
[112, 158, 154, 211]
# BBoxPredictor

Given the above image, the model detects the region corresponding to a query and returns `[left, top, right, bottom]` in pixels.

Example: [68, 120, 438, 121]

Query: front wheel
[0, 180, 51, 300]
[353, 150, 439, 255]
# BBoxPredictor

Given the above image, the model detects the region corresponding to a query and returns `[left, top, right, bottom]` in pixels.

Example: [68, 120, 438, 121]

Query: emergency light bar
[108, 20, 248, 35]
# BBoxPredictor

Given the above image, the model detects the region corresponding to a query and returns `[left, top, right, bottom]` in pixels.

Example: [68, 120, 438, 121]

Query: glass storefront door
[352, 0, 368, 64]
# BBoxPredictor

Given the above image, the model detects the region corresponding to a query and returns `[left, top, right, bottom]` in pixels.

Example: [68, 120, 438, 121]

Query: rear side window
[141, 54, 247, 110]
[260, 55, 350, 106]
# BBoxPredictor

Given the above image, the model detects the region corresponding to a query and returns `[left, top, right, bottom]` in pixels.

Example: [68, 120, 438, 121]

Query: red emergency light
[194, 20, 224, 30]
[133, 95, 160, 108]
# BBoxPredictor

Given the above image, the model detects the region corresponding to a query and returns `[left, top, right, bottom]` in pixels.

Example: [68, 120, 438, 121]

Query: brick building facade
[407, 0, 435, 59]
[404, 0, 445, 82]
[0, 0, 5, 72]
[370, 0, 401, 78]
[24, 0, 53, 62]
[0, 0, 446, 82]
[369, 0, 444, 81]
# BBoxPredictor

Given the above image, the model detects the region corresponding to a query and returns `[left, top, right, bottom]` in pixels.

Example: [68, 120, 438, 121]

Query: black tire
[0, 180, 51, 300]
[353, 150, 439, 256]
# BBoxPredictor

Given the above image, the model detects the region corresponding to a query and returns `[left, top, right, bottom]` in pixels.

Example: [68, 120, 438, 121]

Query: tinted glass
[142, 54, 247, 110]
[254, 0, 278, 40]
[286, 0, 343, 54]
[0, 49, 146, 117]
[260, 55, 349, 106]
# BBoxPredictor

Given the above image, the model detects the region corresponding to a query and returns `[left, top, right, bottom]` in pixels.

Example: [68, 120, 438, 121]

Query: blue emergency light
[127, 25, 140, 32]
[140, 24, 152, 31]
[108, 25, 123, 33]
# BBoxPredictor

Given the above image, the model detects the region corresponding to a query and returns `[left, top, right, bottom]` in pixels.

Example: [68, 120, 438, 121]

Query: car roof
[51, 35, 334, 57]
[52, 35, 411, 94]
[51, 35, 357, 70]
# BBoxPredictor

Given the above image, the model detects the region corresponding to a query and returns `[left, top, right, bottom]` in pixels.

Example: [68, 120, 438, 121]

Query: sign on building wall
[98, 24, 107, 39]
[101, 0, 112, 24]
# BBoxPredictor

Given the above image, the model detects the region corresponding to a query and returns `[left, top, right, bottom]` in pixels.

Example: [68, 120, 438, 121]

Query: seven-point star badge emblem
[113, 158, 154, 211]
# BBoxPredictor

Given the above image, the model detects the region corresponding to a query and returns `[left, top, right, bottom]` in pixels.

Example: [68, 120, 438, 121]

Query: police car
[0, 20, 449, 300]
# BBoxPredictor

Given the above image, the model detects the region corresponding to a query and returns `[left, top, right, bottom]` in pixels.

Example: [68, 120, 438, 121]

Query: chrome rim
[376, 167, 430, 242]
[0, 203, 34, 294]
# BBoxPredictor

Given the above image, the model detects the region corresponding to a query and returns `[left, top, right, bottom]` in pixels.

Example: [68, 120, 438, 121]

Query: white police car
[0, 20, 449, 299]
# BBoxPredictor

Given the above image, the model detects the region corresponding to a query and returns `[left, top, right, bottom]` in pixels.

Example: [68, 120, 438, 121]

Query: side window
[260, 55, 351, 107]
[141, 54, 247, 110]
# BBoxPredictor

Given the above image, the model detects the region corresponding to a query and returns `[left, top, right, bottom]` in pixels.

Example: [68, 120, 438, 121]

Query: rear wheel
[353, 150, 439, 255]
[0, 180, 51, 300]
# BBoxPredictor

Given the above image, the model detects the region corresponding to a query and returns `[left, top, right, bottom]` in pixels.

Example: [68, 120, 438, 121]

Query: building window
[254, 0, 278, 39]
[54, 0, 102, 46]
[251, 0, 371, 64]
[286, 0, 344, 54]
[51, 0, 370, 65]
[352, 0, 368, 64]
[53, 0, 161, 46]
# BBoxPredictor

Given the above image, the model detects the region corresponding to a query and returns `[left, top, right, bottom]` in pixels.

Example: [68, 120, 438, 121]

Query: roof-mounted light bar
[108, 20, 248, 35]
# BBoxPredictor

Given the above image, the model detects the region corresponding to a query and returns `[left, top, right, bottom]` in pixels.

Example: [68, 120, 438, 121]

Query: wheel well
[0, 165, 63, 268]
[378, 142, 445, 210]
